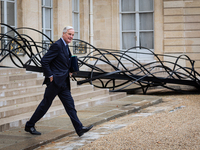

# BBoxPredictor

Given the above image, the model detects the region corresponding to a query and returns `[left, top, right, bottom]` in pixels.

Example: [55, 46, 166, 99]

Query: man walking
[25, 26, 93, 137]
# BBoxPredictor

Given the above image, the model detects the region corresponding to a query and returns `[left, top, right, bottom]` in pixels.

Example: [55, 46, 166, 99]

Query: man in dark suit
[25, 26, 93, 137]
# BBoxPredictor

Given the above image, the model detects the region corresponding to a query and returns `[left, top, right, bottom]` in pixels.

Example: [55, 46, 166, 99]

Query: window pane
[74, 13, 78, 31]
[121, 0, 135, 11]
[1, 1, 4, 23]
[74, 32, 78, 39]
[45, 8, 51, 28]
[74, 0, 78, 11]
[139, 0, 153, 11]
[7, 2, 15, 26]
[140, 32, 154, 49]
[122, 14, 135, 31]
[45, 0, 51, 7]
[122, 32, 135, 49]
[45, 30, 51, 39]
[73, 0, 79, 39]
[140, 13, 153, 30]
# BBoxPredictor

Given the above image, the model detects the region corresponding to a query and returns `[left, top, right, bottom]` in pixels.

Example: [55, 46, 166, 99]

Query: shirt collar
[61, 37, 67, 46]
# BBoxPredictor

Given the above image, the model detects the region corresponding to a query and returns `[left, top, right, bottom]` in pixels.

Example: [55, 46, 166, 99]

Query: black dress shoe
[77, 125, 93, 137]
[25, 126, 41, 135]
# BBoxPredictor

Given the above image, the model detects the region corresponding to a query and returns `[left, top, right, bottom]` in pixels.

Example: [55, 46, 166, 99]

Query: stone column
[154, 0, 164, 60]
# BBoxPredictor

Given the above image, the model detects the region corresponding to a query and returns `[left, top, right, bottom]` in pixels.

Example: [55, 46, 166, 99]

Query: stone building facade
[0, 0, 200, 72]
[162, 0, 200, 72]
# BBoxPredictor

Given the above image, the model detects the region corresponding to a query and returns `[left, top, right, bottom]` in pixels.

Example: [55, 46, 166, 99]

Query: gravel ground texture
[79, 93, 200, 150]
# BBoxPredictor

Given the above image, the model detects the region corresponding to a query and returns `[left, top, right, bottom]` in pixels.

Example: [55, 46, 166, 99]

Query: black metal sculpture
[0, 23, 200, 94]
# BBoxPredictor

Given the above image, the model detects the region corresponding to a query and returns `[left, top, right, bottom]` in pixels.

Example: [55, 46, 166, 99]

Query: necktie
[66, 44, 69, 55]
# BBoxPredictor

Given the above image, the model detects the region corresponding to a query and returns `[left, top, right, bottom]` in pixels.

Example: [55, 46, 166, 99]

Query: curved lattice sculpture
[0, 23, 200, 94]
[73, 40, 200, 94]
[0, 23, 52, 68]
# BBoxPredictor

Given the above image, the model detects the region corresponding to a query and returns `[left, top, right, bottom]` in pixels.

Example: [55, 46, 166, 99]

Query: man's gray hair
[63, 26, 74, 33]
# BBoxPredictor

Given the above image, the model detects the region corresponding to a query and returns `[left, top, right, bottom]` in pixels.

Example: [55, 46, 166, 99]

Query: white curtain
[140, 32, 154, 49]
[122, 32, 135, 49]
[7, 2, 15, 26]
[121, 0, 135, 11]
[140, 13, 153, 30]
[44, 0, 51, 7]
[45, 8, 51, 29]
[139, 0, 153, 11]
[122, 14, 135, 31]
[121, 0, 154, 50]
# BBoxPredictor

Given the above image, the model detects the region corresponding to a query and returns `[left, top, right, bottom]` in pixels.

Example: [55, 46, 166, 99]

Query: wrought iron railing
[0, 23, 200, 94]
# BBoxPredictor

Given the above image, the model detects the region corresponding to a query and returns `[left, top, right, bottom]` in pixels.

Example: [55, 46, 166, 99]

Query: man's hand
[50, 76, 53, 82]
[69, 72, 73, 77]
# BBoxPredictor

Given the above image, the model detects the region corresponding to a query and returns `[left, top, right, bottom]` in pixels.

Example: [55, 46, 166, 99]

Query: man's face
[63, 29, 74, 44]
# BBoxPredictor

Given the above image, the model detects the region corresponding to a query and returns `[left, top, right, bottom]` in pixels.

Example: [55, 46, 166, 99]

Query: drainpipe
[89, 0, 93, 57]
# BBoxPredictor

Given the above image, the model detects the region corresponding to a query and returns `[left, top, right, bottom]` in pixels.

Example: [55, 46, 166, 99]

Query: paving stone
[0, 94, 162, 150]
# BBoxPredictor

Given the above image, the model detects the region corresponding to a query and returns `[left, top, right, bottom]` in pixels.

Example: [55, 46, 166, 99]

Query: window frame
[119, 0, 154, 51]
[42, 0, 53, 40]
[1, 0, 17, 33]
[72, 0, 80, 39]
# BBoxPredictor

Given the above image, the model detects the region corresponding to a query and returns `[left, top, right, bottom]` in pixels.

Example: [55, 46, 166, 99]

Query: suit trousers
[26, 81, 83, 133]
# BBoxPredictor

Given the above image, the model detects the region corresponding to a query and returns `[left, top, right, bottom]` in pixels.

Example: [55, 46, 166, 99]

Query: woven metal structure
[0, 23, 200, 94]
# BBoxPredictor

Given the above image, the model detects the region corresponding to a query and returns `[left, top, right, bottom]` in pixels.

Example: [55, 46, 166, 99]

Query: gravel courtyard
[79, 93, 200, 150]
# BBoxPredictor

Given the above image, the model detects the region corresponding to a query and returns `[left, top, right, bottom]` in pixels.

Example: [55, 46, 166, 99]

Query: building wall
[17, 0, 42, 41]
[17, 0, 73, 42]
[163, 0, 200, 72]
[53, 0, 73, 40]
[93, 0, 120, 50]
[154, 0, 164, 60]
[80, 0, 90, 43]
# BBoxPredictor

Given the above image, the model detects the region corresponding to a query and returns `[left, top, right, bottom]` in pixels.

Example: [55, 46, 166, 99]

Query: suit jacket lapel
[59, 39, 68, 59]
[59, 38, 71, 65]
[63, 46, 68, 59]
[66, 44, 72, 58]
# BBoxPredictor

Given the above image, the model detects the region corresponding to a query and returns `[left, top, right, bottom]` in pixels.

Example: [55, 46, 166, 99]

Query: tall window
[1, 0, 17, 36]
[120, 0, 154, 60]
[72, 0, 79, 39]
[42, 0, 53, 40]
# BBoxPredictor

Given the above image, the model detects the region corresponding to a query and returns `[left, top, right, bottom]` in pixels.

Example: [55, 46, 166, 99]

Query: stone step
[71, 81, 78, 88]
[0, 78, 38, 90]
[0, 80, 82, 99]
[73, 89, 109, 101]
[0, 101, 42, 119]
[0, 85, 46, 98]
[0, 84, 95, 108]
[0, 68, 26, 76]
[75, 92, 127, 110]
[0, 92, 44, 108]
[83, 80, 140, 90]
[0, 68, 128, 134]
[109, 92, 127, 101]
[0, 73, 38, 84]
[35, 78, 78, 88]
[71, 84, 94, 94]
[8, 73, 38, 81]
[0, 76, 9, 84]
[0, 88, 109, 119]
[0, 91, 126, 132]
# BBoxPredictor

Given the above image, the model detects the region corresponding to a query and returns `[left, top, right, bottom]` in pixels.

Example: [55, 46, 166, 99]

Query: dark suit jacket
[41, 38, 72, 89]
